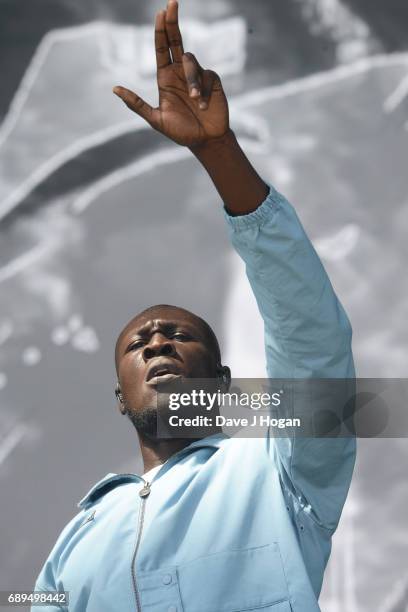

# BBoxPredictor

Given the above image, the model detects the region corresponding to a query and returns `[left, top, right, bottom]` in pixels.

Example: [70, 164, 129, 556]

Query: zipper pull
[139, 481, 151, 498]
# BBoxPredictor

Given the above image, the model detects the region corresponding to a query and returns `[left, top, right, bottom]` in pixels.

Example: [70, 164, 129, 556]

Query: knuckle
[184, 52, 201, 69]
[134, 98, 144, 109]
[207, 69, 219, 80]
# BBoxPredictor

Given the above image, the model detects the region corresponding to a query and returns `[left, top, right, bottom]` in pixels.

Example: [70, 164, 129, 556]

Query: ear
[216, 365, 231, 392]
[115, 382, 127, 415]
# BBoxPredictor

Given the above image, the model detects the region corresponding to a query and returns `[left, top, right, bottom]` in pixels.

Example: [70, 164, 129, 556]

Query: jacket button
[162, 574, 172, 585]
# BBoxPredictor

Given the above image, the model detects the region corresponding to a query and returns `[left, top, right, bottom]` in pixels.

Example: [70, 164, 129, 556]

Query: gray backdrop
[0, 1, 407, 610]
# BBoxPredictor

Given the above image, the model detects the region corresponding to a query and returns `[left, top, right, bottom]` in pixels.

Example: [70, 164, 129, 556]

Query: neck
[138, 435, 197, 473]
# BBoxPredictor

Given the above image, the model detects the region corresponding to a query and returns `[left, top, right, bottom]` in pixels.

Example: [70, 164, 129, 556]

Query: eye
[128, 340, 145, 351]
[172, 332, 191, 341]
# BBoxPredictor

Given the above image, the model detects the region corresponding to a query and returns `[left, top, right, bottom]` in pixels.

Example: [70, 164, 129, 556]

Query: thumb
[113, 86, 158, 128]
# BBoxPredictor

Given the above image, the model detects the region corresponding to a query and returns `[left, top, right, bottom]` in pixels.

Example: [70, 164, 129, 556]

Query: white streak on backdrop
[100, 18, 246, 81]
[294, 0, 377, 63]
[0, 422, 40, 467]
[0, 373, 7, 390]
[0, 424, 28, 466]
[384, 73, 408, 113]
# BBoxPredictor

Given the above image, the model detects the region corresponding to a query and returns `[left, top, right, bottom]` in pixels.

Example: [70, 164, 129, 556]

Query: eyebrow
[124, 320, 197, 352]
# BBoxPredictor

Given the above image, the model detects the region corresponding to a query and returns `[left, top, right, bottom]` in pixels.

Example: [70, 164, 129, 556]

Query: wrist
[189, 129, 237, 160]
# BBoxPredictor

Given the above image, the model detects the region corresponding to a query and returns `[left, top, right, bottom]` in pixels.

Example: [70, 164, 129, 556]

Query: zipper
[129, 441, 223, 610]
[131, 480, 151, 612]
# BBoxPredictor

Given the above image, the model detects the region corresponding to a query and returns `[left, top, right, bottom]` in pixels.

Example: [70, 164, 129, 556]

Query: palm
[113, 1, 230, 149]
[157, 64, 229, 147]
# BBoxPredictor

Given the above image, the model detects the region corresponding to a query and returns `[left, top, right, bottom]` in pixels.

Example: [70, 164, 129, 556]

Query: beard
[124, 389, 176, 438]
[126, 406, 158, 437]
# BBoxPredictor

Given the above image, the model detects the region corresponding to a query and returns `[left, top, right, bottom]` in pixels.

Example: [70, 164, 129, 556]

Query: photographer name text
[168, 415, 301, 429]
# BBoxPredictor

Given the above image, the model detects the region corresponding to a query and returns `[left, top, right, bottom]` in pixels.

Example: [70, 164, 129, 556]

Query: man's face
[115, 306, 221, 428]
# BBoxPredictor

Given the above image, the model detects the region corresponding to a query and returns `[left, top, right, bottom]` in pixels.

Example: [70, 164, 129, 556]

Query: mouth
[147, 373, 183, 386]
[146, 361, 183, 385]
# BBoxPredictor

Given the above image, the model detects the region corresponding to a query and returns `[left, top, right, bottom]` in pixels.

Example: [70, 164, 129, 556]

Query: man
[33, 1, 356, 610]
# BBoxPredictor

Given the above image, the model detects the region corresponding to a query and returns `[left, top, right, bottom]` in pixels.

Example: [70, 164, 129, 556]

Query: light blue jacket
[33, 186, 356, 612]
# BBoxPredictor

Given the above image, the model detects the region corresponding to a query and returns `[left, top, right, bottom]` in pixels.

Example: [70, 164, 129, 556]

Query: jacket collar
[77, 433, 229, 509]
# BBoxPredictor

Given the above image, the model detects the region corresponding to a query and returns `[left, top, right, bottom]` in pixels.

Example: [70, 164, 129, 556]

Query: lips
[146, 360, 182, 383]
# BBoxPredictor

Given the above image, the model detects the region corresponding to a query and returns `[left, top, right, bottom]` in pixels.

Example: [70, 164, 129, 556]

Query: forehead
[117, 307, 207, 347]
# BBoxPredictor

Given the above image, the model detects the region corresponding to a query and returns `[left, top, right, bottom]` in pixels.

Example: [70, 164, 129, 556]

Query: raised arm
[225, 191, 356, 536]
[114, 0, 356, 536]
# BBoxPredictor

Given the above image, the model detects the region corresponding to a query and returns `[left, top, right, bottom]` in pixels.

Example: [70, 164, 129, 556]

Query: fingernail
[191, 87, 199, 97]
[199, 101, 207, 110]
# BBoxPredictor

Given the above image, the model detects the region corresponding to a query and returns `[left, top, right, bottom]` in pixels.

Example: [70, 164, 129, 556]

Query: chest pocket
[177, 542, 291, 612]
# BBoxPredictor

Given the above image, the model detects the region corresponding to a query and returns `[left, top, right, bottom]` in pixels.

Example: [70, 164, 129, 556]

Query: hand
[113, 0, 230, 148]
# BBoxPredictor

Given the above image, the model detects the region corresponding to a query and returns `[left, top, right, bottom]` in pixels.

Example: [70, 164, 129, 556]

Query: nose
[143, 333, 176, 361]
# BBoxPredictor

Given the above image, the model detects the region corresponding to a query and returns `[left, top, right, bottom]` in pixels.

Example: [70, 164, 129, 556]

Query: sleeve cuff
[222, 184, 283, 230]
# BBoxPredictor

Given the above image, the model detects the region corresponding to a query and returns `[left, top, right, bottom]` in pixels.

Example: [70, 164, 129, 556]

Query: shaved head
[115, 304, 221, 374]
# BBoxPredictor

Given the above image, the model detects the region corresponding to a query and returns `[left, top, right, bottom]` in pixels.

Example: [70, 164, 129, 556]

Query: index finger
[165, 0, 184, 63]
[155, 10, 171, 69]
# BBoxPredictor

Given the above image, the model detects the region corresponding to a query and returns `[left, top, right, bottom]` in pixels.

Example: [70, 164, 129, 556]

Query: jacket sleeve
[224, 185, 356, 532]
[31, 561, 67, 612]
[31, 512, 84, 612]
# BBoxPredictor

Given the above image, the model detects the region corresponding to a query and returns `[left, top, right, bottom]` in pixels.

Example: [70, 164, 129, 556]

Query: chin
[127, 406, 158, 437]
